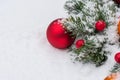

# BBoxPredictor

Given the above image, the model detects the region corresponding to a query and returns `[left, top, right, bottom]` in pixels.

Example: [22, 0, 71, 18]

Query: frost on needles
[63, 0, 117, 67]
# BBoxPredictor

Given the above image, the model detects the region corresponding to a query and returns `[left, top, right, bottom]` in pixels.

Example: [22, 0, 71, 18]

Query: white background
[0, 0, 116, 80]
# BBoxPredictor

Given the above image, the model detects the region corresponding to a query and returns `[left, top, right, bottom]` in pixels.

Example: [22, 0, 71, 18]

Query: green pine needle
[111, 63, 120, 73]
[63, 0, 117, 66]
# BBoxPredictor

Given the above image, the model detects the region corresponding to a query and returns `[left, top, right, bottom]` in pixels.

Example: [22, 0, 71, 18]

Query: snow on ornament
[46, 18, 75, 49]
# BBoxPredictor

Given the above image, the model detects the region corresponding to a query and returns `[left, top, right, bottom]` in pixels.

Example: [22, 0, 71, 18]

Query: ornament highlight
[95, 20, 106, 31]
[75, 39, 85, 49]
[46, 18, 75, 49]
[115, 52, 120, 63]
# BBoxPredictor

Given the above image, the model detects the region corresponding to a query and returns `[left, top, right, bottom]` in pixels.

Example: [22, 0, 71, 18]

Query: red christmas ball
[75, 39, 85, 49]
[46, 18, 75, 49]
[115, 52, 120, 63]
[95, 20, 106, 31]
[113, 0, 120, 4]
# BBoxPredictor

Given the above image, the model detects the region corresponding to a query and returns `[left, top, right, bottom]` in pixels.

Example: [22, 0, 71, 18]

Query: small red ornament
[46, 18, 75, 49]
[95, 20, 106, 31]
[75, 39, 85, 49]
[115, 52, 120, 63]
[113, 0, 120, 5]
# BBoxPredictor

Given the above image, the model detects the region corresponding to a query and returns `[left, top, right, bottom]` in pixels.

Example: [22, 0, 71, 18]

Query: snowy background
[0, 0, 117, 80]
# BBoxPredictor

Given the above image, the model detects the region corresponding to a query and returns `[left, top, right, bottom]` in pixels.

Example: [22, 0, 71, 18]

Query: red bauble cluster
[75, 39, 85, 49]
[46, 18, 75, 49]
[115, 52, 120, 63]
[95, 20, 106, 31]
[113, 0, 120, 5]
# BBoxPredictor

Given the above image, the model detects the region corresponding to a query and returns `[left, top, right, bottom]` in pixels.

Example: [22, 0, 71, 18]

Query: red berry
[115, 52, 120, 63]
[95, 20, 106, 31]
[75, 39, 85, 49]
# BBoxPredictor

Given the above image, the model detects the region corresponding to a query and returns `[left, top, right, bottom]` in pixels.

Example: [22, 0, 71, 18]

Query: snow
[0, 0, 118, 80]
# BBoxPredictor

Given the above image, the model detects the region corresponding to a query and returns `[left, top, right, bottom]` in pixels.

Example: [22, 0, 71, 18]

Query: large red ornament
[46, 18, 75, 49]
[75, 39, 85, 49]
[113, 0, 120, 5]
[95, 20, 106, 31]
[115, 52, 120, 63]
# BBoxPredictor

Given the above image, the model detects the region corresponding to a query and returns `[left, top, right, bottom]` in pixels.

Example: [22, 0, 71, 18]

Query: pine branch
[64, 0, 85, 15]
[111, 63, 120, 73]
[74, 37, 108, 67]
[64, 16, 93, 37]
[64, 0, 117, 66]
[64, 0, 116, 32]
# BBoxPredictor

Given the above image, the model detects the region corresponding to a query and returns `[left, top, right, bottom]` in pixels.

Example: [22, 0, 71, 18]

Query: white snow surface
[0, 0, 119, 80]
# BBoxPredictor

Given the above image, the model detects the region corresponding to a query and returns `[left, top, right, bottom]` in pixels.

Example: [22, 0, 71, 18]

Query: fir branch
[64, 0, 116, 32]
[74, 38, 108, 67]
[111, 63, 120, 73]
[64, 0, 116, 66]
[64, 0, 85, 14]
